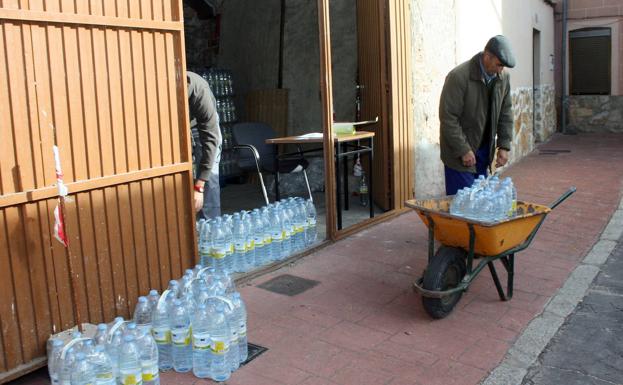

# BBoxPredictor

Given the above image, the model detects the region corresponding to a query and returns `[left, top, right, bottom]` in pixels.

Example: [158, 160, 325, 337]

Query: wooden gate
[0, 0, 194, 381]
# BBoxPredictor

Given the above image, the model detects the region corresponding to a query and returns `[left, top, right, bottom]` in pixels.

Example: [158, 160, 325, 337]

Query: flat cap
[485, 35, 516, 68]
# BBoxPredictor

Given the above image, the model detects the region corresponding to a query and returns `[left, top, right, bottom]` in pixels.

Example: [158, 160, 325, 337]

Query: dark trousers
[444, 146, 490, 195]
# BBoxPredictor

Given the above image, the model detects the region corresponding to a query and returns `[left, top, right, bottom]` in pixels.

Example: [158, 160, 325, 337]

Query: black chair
[231, 122, 312, 205]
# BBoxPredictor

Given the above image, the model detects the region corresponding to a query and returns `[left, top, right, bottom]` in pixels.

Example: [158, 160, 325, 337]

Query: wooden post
[317, 0, 337, 240]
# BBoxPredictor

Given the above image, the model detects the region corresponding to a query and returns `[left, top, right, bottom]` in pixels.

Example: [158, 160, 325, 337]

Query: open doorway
[183, 0, 395, 237]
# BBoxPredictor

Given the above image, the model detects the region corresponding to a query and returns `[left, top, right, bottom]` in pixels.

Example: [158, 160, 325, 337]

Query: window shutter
[569, 28, 611, 95]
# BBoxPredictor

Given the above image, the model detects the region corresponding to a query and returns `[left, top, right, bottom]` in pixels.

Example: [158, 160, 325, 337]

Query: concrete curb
[480, 199, 623, 385]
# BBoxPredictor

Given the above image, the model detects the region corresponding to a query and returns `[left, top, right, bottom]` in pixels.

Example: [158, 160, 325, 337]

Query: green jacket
[439, 53, 513, 173]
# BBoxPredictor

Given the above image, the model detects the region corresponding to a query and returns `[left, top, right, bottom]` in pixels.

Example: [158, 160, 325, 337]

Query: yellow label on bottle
[210, 340, 228, 355]
[209, 247, 227, 259]
[245, 240, 255, 251]
[122, 374, 139, 385]
[172, 328, 190, 346]
[193, 337, 211, 349]
[152, 327, 171, 344]
[96, 372, 114, 380]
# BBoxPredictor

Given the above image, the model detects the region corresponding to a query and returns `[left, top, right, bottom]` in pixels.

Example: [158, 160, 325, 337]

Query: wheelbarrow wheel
[422, 246, 467, 319]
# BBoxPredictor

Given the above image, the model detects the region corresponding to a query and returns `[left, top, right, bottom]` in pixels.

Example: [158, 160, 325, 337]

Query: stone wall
[534, 84, 557, 142]
[509, 87, 535, 165]
[568, 96, 623, 133]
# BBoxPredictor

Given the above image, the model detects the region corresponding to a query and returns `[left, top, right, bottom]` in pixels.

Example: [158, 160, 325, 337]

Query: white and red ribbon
[53, 145, 69, 247]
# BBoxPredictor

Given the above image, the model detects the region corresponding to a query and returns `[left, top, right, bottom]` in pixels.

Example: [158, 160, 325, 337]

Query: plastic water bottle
[90, 345, 115, 385]
[70, 352, 95, 385]
[280, 203, 293, 258]
[133, 297, 152, 335]
[295, 198, 309, 251]
[222, 215, 235, 274]
[260, 207, 273, 262]
[69, 331, 83, 352]
[242, 212, 256, 270]
[147, 290, 159, 312]
[167, 280, 180, 299]
[106, 330, 122, 380]
[210, 217, 228, 272]
[180, 289, 196, 318]
[305, 199, 317, 246]
[222, 299, 239, 373]
[170, 299, 192, 372]
[47, 338, 62, 366]
[124, 322, 138, 340]
[118, 335, 142, 385]
[80, 339, 96, 357]
[232, 215, 247, 273]
[208, 302, 232, 382]
[269, 206, 283, 261]
[136, 329, 160, 385]
[58, 346, 76, 385]
[250, 211, 265, 267]
[93, 323, 108, 346]
[213, 269, 235, 295]
[178, 274, 192, 295]
[199, 220, 212, 267]
[191, 303, 212, 378]
[151, 291, 173, 371]
[508, 178, 517, 216]
[48, 339, 64, 385]
[231, 292, 248, 363]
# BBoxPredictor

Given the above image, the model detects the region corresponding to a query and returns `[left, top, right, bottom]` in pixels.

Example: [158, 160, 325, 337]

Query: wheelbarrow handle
[549, 186, 576, 210]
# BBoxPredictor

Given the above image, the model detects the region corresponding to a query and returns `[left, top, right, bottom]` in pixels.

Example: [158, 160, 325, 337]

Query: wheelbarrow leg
[487, 254, 514, 301]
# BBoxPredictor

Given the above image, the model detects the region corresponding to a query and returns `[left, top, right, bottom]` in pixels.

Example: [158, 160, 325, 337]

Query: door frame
[317, 0, 414, 240]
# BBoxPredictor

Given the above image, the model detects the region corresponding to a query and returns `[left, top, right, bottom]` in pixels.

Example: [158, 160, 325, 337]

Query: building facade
[555, 0, 623, 133]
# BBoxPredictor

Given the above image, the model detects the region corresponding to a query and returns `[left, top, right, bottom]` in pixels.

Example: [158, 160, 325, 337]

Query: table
[266, 131, 375, 230]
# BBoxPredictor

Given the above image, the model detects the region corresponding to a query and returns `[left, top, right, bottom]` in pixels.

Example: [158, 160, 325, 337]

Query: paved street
[522, 233, 623, 385]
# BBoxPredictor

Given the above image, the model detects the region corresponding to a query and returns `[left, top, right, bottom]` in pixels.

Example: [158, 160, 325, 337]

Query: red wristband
[193, 185, 204, 193]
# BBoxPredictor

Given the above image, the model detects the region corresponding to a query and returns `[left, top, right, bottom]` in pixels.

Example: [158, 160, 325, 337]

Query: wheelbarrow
[405, 187, 576, 319]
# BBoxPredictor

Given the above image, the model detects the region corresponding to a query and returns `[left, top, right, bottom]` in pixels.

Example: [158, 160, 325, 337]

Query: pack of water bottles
[48, 267, 249, 384]
[197, 197, 318, 274]
[449, 174, 518, 222]
[47, 317, 159, 385]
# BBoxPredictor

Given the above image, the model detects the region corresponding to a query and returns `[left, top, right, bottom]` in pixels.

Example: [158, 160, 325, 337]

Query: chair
[231, 122, 312, 205]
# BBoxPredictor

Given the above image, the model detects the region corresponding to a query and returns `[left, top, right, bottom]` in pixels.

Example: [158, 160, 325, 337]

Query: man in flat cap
[439, 35, 515, 195]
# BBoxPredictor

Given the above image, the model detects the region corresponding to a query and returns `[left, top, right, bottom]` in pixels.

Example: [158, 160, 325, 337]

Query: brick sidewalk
[11, 133, 623, 385]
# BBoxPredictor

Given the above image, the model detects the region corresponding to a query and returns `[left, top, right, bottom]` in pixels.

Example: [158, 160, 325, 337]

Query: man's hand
[194, 191, 204, 213]
[461, 150, 476, 167]
[495, 148, 509, 168]
[193, 179, 206, 213]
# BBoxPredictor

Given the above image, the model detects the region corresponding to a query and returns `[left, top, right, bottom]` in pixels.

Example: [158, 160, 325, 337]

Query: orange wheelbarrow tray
[404, 187, 575, 319]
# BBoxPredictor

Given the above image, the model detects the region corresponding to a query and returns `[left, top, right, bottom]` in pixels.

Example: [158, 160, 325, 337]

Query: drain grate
[240, 342, 268, 366]
[539, 149, 571, 155]
[257, 274, 320, 296]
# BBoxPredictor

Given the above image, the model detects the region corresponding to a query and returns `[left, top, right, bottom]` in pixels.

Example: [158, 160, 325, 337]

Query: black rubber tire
[422, 246, 467, 319]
